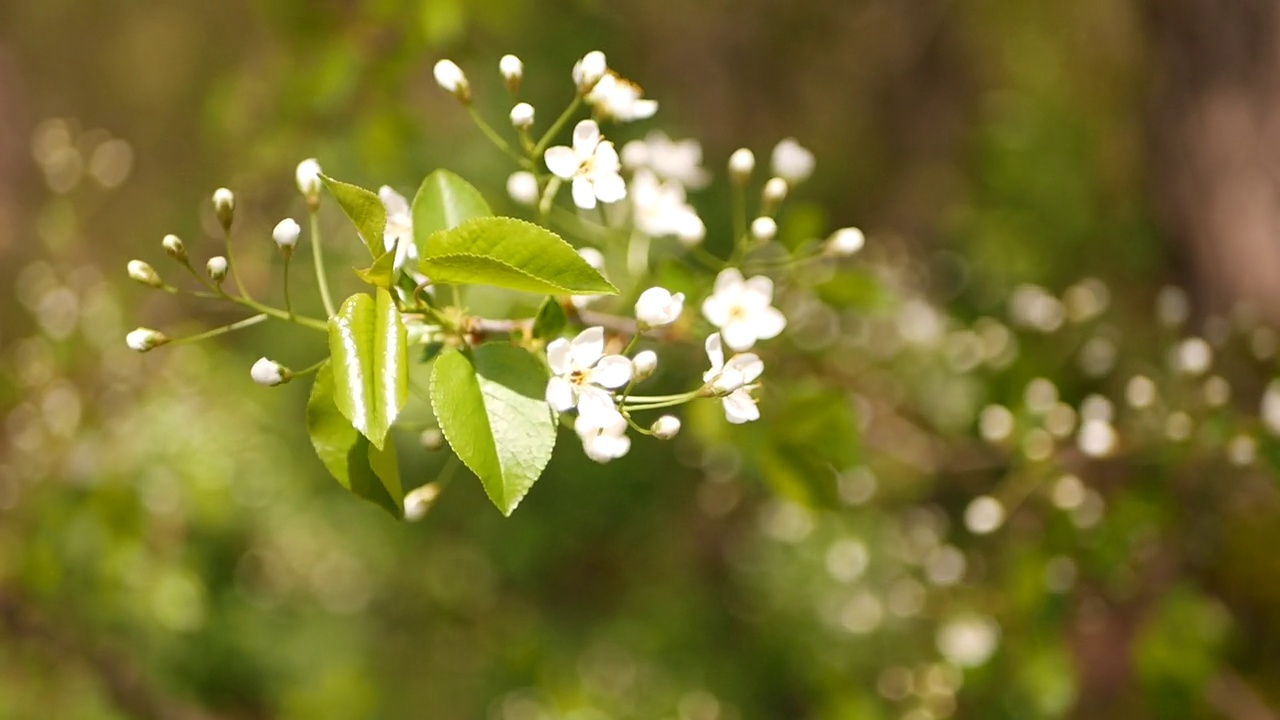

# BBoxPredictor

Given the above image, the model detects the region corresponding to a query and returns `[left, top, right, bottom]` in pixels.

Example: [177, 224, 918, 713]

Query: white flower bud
[433, 59, 470, 102]
[750, 216, 777, 243]
[126, 327, 167, 353]
[404, 482, 443, 521]
[127, 259, 162, 288]
[250, 357, 291, 386]
[420, 428, 445, 451]
[771, 137, 815, 184]
[635, 286, 685, 327]
[206, 256, 228, 284]
[499, 54, 523, 93]
[826, 227, 865, 256]
[161, 234, 187, 262]
[573, 50, 607, 92]
[510, 102, 535, 130]
[272, 218, 301, 256]
[213, 187, 235, 231]
[762, 177, 788, 205]
[728, 148, 755, 184]
[296, 158, 322, 206]
[632, 350, 658, 381]
[507, 171, 539, 206]
[651, 415, 681, 440]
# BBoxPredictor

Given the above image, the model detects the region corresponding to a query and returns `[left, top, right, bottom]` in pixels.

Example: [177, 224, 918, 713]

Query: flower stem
[169, 313, 269, 345]
[468, 106, 533, 168]
[223, 226, 252, 300]
[309, 208, 336, 318]
[282, 254, 294, 319]
[532, 95, 583, 158]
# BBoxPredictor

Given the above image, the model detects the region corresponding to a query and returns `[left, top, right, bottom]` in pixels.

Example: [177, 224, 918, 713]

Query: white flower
[635, 286, 684, 327]
[825, 227, 865, 256]
[544, 120, 626, 210]
[250, 357, 291, 386]
[507, 171, 539, 206]
[127, 259, 161, 287]
[701, 268, 787, 351]
[403, 482, 442, 521]
[296, 158, 322, 204]
[499, 54, 523, 90]
[212, 188, 235, 230]
[750, 216, 777, 243]
[703, 333, 764, 424]
[629, 169, 705, 245]
[632, 350, 657, 381]
[433, 59, 469, 101]
[126, 328, 167, 353]
[272, 218, 301, 252]
[572, 50, 607, 92]
[161, 233, 186, 261]
[206, 256, 228, 283]
[378, 185, 418, 271]
[575, 411, 631, 463]
[651, 415, 681, 439]
[1262, 381, 1280, 436]
[771, 138, 815, 183]
[586, 71, 658, 122]
[545, 327, 633, 424]
[510, 102, 535, 129]
[728, 148, 755, 182]
[620, 131, 709, 188]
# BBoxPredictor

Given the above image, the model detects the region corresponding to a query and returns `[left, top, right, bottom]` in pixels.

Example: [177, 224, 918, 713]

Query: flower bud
[499, 54, 523, 94]
[632, 350, 658, 381]
[750, 216, 777, 243]
[507, 171, 539, 206]
[420, 428, 445, 451]
[825, 227, 865, 257]
[761, 177, 788, 207]
[296, 158, 322, 208]
[771, 137, 815, 184]
[250, 357, 291, 386]
[127, 259, 163, 288]
[433, 59, 470, 103]
[510, 102, 535, 130]
[651, 415, 681, 440]
[635, 286, 684, 327]
[161, 234, 187, 262]
[126, 328, 168, 353]
[272, 218, 301, 257]
[213, 187, 235, 232]
[206, 256, 228, 284]
[572, 50, 607, 93]
[728, 148, 755, 184]
[404, 482, 443, 521]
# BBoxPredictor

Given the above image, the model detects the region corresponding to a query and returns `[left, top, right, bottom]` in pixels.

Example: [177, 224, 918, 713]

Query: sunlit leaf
[327, 289, 408, 449]
[321, 174, 385, 257]
[411, 169, 492, 258]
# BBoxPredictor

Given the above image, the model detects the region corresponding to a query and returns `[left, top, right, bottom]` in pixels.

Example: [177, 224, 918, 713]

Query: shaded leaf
[327, 289, 408, 449]
[532, 297, 568, 340]
[431, 344, 556, 515]
[306, 361, 403, 517]
[411, 169, 492, 258]
[321, 175, 385, 257]
[353, 247, 397, 288]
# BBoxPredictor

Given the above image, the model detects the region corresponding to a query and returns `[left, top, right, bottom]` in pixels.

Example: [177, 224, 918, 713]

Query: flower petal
[545, 145, 581, 179]
[752, 306, 787, 341]
[723, 390, 760, 424]
[571, 176, 598, 210]
[721, 319, 758, 352]
[704, 332, 725, 378]
[378, 185, 410, 216]
[725, 353, 764, 384]
[592, 172, 627, 204]
[572, 120, 601, 158]
[593, 141, 621, 173]
[628, 99, 659, 120]
[545, 376, 577, 411]
[589, 354, 633, 389]
[571, 326, 606, 369]
[546, 338, 572, 375]
[742, 275, 775, 307]
[714, 268, 745, 294]
[701, 294, 731, 327]
[576, 385, 619, 426]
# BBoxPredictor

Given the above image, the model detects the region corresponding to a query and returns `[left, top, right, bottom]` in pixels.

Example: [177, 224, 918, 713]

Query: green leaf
[353, 246, 397, 288]
[532, 297, 568, 340]
[411, 169, 492, 258]
[327, 289, 408, 449]
[431, 344, 556, 515]
[419, 217, 617, 296]
[306, 362, 403, 517]
[321, 175, 385, 258]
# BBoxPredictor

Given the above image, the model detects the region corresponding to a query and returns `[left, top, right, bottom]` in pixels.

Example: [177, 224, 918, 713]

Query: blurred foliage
[5, 1, 1280, 720]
